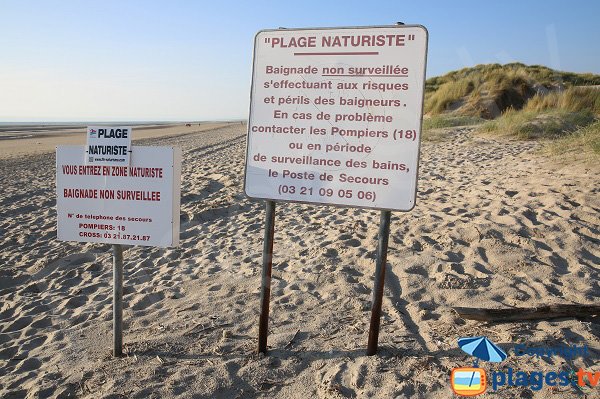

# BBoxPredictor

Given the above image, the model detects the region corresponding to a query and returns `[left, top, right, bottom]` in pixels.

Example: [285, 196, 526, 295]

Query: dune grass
[524, 86, 600, 114]
[480, 109, 595, 139]
[422, 115, 484, 130]
[425, 68, 534, 117]
[425, 64, 600, 159]
[426, 63, 600, 95]
[479, 86, 599, 140]
[424, 78, 476, 114]
[545, 120, 600, 157]
[424, 63, 600, 117]
[420, 115, 485, 142]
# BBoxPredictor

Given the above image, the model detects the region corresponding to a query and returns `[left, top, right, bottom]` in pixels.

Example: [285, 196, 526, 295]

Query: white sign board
[56, 146, 181, 247]
[86, 126, 132, 165]
[244, 25, 428, 211]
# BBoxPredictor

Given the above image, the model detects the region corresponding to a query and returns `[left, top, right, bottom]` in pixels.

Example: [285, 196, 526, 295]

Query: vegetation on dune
[422, 115, 484, 130]
[424, 79, 476, 115]
[546, 120, 600, 157]
[426, 63, 600, 96]
[422, 63, 600, 158]
[480, 109, 595, 139]
[479, 86, 599, 156]
[424, 63, 600, 118]
[524, 86, 600, 115]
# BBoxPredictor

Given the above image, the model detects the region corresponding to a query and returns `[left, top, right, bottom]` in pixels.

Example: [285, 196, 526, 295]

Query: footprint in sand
[208, 284, 222, 292]
[130, 292, 165, 311]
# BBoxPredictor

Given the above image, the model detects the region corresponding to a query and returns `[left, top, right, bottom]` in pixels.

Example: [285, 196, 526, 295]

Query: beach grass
[424, 78, 476, 114]
[545, 120, 600, 157]
[419, 66, 600, 159]
[424, 63, 600, 118]
[524, 86, 600, 115]
[422, 115, 484, 130]
[479, 109, 595, 139]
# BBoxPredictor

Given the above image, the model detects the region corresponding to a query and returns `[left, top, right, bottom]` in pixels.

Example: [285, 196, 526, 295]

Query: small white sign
[86, 126, 132, 165]
[57, 146, 181, 247]
[244, 25, 428, 211]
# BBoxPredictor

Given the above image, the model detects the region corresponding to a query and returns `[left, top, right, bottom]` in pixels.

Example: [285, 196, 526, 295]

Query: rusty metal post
[258, 200, 276, 354]
[113, 244, 124, 357]
[367, 210, 391, 355]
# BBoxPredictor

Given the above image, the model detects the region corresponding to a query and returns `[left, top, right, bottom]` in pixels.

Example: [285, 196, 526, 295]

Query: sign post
[245, 25, 428, 354]
[367, 210, 391, 355]
[57, 131, 181, 357]
[113, 244, 124, 357]
[258, 200, 276, 354]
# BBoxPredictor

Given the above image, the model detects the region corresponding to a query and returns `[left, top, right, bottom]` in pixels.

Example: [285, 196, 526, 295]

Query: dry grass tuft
[480, 109, 595, 140]
[524, 86, 600, 115]
[425, 63, 600, 117]
[425, 63, 600, 160]
[545, 120, 600, 157]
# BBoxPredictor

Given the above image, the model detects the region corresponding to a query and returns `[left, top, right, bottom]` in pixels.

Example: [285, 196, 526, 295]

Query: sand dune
[0, 124, 599, 398]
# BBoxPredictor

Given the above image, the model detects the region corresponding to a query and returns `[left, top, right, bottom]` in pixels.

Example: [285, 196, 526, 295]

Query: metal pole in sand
[258, 200, 276, 354]
[113, 244, 124, 357]
[367, 210, 392, 355]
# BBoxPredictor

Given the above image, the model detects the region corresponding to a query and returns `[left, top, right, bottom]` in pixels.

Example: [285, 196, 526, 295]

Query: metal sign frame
[248, 24, 429, 355]
[56, 143, 182, 357]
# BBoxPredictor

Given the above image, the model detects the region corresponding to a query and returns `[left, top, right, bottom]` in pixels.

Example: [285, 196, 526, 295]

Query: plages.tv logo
[88, 128, 97, 137]
[451, 336, 507, 396]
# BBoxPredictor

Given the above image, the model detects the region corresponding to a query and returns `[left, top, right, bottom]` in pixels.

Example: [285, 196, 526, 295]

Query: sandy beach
[0, 123, 233, 160]
[0, 123, 599, 398]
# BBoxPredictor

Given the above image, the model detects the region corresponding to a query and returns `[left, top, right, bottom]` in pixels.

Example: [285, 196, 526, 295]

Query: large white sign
[86, 126, 132, 165]
[56, 146, 181, 247]
[245, 25, 428, 211]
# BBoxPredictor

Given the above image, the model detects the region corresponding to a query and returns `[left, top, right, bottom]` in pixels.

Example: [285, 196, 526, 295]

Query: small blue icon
[458, 336, 507, 364]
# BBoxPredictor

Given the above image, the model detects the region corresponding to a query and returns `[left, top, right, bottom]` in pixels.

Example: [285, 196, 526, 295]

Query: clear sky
[1, 0, 599, 122]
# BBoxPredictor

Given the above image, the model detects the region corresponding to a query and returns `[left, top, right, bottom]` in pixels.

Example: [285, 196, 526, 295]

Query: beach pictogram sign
[86, 126, 132, 166]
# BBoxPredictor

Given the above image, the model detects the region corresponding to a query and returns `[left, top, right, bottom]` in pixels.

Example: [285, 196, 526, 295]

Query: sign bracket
[249, 23, 427, 356]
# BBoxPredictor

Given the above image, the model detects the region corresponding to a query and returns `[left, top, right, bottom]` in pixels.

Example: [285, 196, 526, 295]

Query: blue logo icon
[459, 336, 507, 365]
